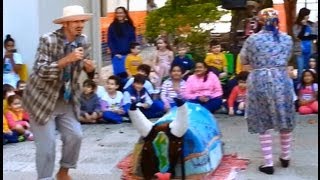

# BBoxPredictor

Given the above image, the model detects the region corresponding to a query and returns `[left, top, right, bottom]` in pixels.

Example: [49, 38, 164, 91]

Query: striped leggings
[259, 130, 292, 166]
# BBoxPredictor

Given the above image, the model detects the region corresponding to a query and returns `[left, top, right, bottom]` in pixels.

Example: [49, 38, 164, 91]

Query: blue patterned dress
[240, 30, 295, 134]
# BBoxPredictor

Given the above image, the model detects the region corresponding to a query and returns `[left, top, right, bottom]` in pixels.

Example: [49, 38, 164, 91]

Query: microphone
[77, 42, 84, 58]
[77, 42, 82, 48]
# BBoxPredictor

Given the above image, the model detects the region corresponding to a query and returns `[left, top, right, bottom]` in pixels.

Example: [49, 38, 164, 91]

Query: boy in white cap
[22, 5, 95, 180]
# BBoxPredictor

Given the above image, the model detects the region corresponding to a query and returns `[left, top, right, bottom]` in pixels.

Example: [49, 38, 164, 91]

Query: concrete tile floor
[3, 114, 318, 180]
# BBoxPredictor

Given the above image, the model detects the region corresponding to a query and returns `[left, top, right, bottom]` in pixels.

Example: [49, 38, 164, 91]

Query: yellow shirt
[236, 54, 242, 75]
[204, 53, 228, 72]
[3, 99, 8, 112]
[236, 54, 252, 74]
[3, 114, 11, 133]
[125, 54, 143, 76]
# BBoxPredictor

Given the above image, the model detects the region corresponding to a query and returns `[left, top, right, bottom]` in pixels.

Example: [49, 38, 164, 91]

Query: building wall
[3, 0, 40, 73]
[107, 0, 128, 13]
[38, 0, 92, 38]
[4, 0, 93, 74]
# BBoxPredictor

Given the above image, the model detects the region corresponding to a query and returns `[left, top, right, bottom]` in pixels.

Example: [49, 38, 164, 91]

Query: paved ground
[3, 113, 318, 180]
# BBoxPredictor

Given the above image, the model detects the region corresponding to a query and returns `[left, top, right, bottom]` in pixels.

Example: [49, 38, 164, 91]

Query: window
[296, 0, 318, 22]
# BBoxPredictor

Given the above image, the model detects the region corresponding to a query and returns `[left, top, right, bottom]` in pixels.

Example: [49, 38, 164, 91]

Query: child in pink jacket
[184, 61, 223, 113]
[298, 70, 318, 114]
[4, 94, 33, 140]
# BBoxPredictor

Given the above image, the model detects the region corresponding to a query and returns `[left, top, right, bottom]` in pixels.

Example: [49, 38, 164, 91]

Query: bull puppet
[128, 98, 223, 179]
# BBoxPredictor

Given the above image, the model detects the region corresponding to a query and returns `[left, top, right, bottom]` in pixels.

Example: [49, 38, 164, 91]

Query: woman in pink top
[184, 61, 223, 113]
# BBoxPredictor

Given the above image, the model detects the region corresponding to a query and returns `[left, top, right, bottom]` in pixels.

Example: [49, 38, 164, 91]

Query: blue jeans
[189, 97, 223, 113]
[125, 100, 165, 119]
[111, 55, 127, 75]
[296, 55, 304, 81]
[3, 131, 22, 144]
[102, 111, 123, 124]
[141, 100, 165, 118]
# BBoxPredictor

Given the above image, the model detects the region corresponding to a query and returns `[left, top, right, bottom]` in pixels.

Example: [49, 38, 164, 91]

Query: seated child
[125, 42, 143, 77]
[15, 80, 26, 97]
[298, 70, 318, 115]
[79, 79, 101, 123]
[309, 54, 318, 74]
[124, 64, 154, 94]
[124, 74, 165, 119]
[3, 84, 16, 111]
[224, 63, 252, 99]
[100, 75, 126, 124]
[3, 114, 25, 144]
[204, 40, 228, 79]
[4, 95, 33, 141]
[171, 44, 195, 80]
[227, 71, 249, 116]
[287, 66, 299, 110]
[92, 72, 106, 99]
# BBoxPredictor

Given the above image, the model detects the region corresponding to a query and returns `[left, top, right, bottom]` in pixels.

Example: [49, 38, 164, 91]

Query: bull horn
[169, 98, 188, 137]
[128, 108, 153, 137]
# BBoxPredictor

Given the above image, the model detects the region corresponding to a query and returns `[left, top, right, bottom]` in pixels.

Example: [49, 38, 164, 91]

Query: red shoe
[155, 172, 171, 180]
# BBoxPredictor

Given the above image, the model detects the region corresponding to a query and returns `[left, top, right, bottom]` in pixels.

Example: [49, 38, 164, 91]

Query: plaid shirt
[22, 28, 93, 125]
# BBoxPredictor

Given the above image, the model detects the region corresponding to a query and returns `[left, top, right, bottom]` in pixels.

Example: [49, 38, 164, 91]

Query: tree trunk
[229, 9, 247, 54]
[284, 0, 297, 36]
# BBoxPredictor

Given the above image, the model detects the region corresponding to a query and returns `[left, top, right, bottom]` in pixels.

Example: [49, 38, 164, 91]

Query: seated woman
[184, 62, 223, 113]
[160, 65, 186, 112]
[3, 35, 23, 88]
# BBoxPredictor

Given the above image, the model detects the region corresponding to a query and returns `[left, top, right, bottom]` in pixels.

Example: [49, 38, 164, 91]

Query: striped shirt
[160, 78, 186, 106]
[22, 28, 93, 125]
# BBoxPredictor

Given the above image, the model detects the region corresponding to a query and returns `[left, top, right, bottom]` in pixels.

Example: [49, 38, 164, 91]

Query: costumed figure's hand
[130, 98, 138, 110]
[173, 97, 185, 107]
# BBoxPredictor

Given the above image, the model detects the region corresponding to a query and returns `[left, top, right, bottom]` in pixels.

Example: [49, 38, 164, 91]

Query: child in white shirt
[100, 75, 126, 124]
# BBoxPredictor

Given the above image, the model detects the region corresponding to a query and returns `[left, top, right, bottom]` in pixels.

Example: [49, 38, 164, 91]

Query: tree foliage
[145, 0, 227, 61]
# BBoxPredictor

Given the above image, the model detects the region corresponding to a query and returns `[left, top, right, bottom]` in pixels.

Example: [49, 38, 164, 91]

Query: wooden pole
[127, 0, 130, 10]
[273, 0, 287, 33]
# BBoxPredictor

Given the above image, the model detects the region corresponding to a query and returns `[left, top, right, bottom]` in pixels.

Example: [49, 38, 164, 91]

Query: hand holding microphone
[66, 47, 84, 63]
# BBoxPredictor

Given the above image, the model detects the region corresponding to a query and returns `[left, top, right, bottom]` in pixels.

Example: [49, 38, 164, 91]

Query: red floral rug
[117, 153, 250, 180]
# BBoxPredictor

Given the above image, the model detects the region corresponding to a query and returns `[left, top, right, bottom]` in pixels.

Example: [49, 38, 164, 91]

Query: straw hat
[53, 5, 93, 24]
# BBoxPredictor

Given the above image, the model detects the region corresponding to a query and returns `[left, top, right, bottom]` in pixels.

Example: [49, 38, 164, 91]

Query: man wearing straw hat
[23, 5, 95, 180]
